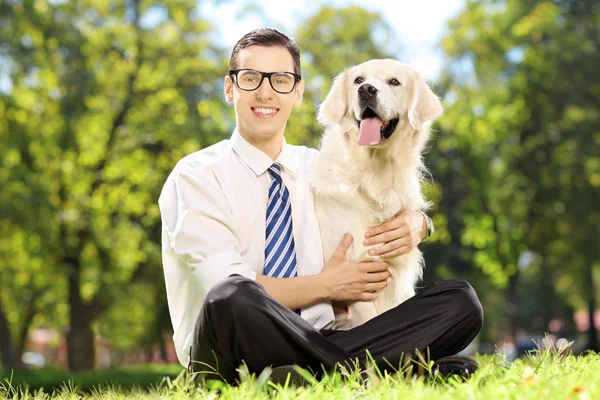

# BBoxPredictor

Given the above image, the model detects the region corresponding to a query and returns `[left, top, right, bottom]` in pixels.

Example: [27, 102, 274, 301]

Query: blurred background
[0, 0, 598, 374]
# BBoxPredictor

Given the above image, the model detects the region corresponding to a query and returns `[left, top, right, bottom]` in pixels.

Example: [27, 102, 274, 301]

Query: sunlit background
[1, 0, 598, 387]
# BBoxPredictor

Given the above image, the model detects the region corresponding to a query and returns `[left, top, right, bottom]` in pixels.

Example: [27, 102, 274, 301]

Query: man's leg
[190, 274, 351, 384]
[321, 279, 484, 374]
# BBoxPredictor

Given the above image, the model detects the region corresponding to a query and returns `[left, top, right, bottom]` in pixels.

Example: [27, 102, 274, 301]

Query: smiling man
[158, 28, 483, 385]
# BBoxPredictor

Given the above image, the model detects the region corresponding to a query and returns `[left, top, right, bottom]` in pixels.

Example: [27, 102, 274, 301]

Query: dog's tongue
[358, 117, 383, 146]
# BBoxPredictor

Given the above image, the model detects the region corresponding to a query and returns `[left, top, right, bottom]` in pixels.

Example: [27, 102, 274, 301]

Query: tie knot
[268, 163, 282, 182]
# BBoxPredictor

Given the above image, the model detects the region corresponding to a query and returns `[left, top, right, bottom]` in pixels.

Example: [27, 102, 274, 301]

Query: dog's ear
[407, 76, 443, 130]
[318, 69, 349, 125]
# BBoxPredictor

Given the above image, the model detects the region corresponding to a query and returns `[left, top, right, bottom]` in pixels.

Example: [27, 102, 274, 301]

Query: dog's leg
[345, 229, 380, 327]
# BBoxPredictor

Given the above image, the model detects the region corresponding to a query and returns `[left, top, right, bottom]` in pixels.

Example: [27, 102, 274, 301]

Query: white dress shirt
[158, 128, 335, 367]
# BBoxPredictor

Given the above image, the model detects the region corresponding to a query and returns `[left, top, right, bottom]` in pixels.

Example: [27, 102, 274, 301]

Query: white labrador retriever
[310, 59, 443, 330]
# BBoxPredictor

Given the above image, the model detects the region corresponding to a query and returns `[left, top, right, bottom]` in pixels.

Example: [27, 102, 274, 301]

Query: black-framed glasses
[229, 69, 301, 94]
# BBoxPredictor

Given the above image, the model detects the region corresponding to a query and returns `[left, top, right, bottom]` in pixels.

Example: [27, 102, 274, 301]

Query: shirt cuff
[301, 300, 335, 330]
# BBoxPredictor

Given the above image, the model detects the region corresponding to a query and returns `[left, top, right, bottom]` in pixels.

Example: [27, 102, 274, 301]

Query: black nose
[358, 84, 378, 100]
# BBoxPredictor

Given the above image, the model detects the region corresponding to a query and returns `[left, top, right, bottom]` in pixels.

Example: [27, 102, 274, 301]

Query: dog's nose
[358, 84, 378, 100]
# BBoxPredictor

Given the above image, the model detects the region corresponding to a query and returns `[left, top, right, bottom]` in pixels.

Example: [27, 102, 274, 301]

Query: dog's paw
[332, 301, 349, 317]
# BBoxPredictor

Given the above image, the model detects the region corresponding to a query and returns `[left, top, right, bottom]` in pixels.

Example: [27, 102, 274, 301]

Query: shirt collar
[230, 128, 298, 177]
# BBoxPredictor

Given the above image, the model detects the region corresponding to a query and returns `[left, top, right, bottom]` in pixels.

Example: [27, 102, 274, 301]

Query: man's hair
[229, 28, 301, 76]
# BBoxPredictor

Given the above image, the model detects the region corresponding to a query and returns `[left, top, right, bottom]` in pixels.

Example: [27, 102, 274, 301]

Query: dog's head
[318, 59, 443, 147]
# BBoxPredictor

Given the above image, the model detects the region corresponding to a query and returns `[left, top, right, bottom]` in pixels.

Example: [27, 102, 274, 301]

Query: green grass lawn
[0, 363, 184, 395]
[1, 347, 599, 399]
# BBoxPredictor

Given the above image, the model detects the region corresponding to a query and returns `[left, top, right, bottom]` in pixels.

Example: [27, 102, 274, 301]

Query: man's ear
[294, 79, 304, 108]
[318, 69, 349, 125]
[407, 75, 443, 130]
[224, 75, 234, 104]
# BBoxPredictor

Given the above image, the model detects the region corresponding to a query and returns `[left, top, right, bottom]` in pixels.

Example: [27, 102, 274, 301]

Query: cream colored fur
[310, 59, 443, 330]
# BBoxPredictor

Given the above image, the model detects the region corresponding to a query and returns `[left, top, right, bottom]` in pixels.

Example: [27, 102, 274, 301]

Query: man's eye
[354, 77, 364, 84]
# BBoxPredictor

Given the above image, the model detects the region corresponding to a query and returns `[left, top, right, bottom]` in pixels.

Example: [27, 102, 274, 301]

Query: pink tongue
[358, 117, 383, 146]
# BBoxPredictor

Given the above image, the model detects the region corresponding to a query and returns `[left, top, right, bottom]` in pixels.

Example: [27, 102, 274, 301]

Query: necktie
[264, 163, 298, 279]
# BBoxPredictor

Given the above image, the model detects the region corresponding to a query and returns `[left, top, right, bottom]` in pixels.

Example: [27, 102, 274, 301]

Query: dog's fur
[310, 59, 443, 330]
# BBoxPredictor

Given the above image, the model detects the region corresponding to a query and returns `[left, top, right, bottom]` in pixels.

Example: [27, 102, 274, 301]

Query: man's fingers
[364, 281, 388, 293]
[364, 227, 408, 246]
[332, 233, 353, 261]
[361, 261, 389, 273]
[365, 219, 399, 239]
[380, 246, 410, 258]
[368, 237, 409, 256]
[365, 213, 410, 239]
[359, 292, 379, 301]
[366, 271, 391, 283]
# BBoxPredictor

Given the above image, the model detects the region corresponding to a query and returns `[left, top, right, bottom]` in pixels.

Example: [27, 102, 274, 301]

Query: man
[159, 28, 483, 385]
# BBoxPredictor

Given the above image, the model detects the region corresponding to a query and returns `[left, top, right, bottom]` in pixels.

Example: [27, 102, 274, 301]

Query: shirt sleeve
[159, 163, 257, 299]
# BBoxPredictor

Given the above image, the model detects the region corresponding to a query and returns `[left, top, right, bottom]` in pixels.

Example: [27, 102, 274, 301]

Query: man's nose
[256, 77, 274, 99]
[358, 84, 378, 101]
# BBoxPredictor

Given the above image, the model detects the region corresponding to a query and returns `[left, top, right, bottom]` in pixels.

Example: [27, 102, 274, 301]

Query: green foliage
[0, 0, 229, 364]
[436, 0, 600, 338]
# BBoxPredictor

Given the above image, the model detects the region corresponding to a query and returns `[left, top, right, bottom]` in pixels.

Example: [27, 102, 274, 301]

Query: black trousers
[190, 274, 483, 383]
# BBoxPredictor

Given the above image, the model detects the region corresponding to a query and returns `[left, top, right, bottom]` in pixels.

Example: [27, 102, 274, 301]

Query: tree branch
[17, 288, 45, 356]
[90, 0, 144, 196]
[0, 293, 18, 368]
[85, 214, 159, 321]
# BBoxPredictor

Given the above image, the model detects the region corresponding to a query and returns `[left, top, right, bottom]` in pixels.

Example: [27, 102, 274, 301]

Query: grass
[0, 363, 184, 394]
[1, 343, 599, 399]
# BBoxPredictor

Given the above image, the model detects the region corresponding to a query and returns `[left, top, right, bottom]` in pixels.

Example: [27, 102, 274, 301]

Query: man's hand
[363, 209, 427, 258]
[318, 234, 390, 302]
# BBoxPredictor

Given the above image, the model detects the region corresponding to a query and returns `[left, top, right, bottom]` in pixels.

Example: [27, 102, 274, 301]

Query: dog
[309, 59, 443, 330]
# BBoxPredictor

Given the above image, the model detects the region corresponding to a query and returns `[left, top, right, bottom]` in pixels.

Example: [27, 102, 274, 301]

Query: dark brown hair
[229, 28, 301, 75]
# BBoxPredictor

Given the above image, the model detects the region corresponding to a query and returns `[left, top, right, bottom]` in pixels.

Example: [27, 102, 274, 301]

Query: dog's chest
[313, 188, 399, 260]
[357, 186, 407, 222]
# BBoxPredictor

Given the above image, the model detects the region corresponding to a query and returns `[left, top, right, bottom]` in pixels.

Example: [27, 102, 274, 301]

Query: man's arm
[257, 233, 390, 310]
[255, 275, 328, 310]
[161, 165, 390, 312]
[417, 210, 434, 242]
[160, 165, 259, 298]
[258, 207, 430, 309]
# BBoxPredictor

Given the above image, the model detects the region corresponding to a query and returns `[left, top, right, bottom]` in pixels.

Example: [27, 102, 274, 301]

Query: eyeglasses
[229, 69, 301, 94]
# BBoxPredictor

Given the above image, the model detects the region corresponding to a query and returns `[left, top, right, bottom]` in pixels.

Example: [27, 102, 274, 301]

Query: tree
[438, 0, 599, 348]
[0, 0, 229, 370]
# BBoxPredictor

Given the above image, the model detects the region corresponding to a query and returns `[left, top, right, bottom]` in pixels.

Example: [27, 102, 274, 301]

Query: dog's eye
[354, 77, 364, 84]
[389, 78, 401, 86]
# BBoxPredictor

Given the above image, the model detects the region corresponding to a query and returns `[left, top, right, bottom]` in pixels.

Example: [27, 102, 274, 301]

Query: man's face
[224, 45, 304, 143]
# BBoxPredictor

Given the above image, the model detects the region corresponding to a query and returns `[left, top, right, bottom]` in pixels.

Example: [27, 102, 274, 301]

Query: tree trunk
[145, 346, 154, 363]
[585, 261, 598, 352]
[0, 296, 18, 369]
[17, 292, 39, 358]
[159, 335, 168, 363]
[66, 256, 96, 371]
[506, 271, 519, 340]
[539, 258, 554, 331]
[66, 318, 96, 371]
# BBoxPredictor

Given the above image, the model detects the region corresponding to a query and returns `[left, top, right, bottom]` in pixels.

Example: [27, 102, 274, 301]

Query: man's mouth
[356, 107, 399, 146]
[252, 107, 279, 118]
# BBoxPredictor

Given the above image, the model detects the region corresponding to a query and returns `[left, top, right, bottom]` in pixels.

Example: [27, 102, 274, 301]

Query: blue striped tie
[264, 163, 298, 279]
